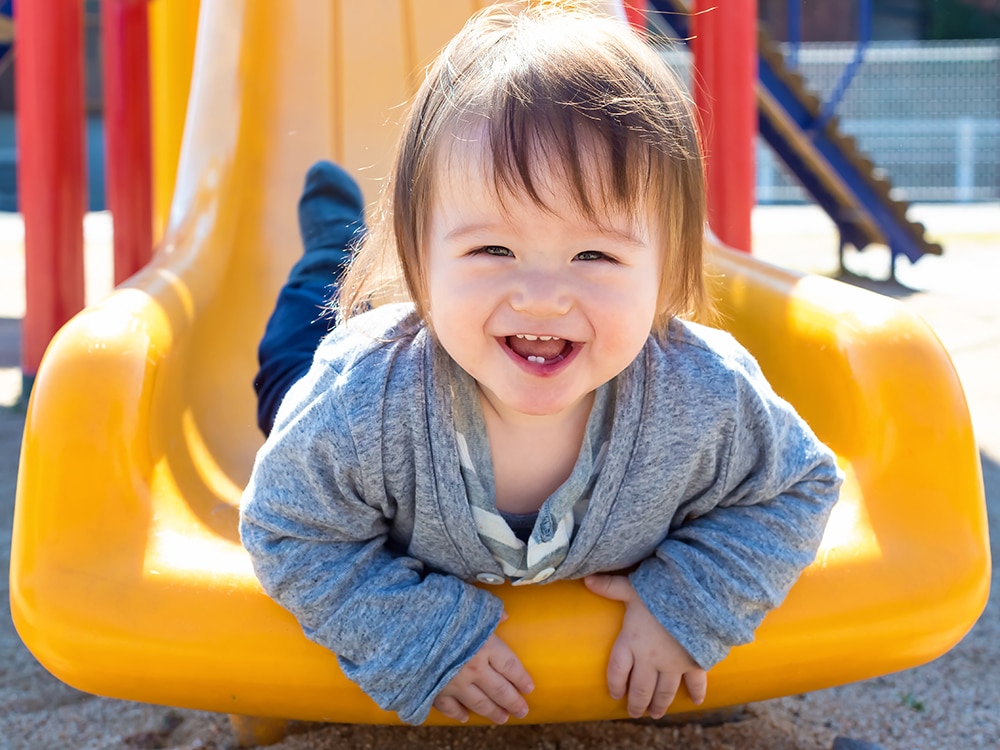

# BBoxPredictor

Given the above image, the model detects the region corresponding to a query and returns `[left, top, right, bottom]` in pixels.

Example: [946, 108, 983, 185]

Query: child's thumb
[583, 574, 632, 602]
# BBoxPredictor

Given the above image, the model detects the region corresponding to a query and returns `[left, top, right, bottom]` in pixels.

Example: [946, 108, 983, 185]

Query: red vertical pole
[622, 2, 648, 33]
[102, 0, 153, 284]
[16, 0, 88, 381]
[691, 0, 757, 252]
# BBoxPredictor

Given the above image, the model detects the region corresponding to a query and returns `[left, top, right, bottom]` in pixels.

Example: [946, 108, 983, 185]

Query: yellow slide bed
[10, 0, 990, 727]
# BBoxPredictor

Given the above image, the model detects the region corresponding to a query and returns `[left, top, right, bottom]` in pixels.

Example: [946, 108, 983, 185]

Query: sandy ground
[1, 205, 997, 750]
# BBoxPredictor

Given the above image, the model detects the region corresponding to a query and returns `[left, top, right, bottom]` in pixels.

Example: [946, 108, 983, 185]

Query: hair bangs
[475, 96, 657, 232]
[338, 1, 709, 330]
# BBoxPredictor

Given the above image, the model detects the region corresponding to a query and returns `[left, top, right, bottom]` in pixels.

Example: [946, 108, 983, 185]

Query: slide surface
[10, 0, 989, 724]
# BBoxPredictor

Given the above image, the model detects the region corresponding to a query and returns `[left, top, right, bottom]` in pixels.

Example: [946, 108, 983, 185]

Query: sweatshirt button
[476, 572, 505, 585]
[525, 566, 555, 584]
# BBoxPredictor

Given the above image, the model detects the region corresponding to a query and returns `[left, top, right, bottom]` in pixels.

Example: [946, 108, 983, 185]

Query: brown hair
[337, 0, 708, 332]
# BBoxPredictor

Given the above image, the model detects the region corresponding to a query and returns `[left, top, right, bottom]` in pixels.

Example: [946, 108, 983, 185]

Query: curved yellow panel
[149, 0, 200, 242]
[10, 0, 990, 726]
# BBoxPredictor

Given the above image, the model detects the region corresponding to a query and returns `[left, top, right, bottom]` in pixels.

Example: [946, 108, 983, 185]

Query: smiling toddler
[240, 0, 841, 727]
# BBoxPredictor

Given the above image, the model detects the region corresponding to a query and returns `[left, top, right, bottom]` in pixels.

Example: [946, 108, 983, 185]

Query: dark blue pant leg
[254, 161, 366, 435]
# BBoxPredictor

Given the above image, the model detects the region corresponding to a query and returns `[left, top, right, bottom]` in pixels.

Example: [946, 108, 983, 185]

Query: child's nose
[509, 270, 572, 316]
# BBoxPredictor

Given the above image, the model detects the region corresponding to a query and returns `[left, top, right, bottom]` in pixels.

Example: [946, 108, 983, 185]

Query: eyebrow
[443, 222, 505, 243]
[443, 221, 645, 246]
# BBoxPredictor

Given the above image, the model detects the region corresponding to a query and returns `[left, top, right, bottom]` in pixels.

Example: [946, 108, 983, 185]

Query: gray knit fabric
[240, 303, 842, 724]
[448, 355, 611, 584]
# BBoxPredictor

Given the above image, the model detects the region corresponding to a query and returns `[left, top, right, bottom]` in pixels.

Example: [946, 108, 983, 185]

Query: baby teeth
[515, 334, 555, 341]
[527, 355, 546, 364]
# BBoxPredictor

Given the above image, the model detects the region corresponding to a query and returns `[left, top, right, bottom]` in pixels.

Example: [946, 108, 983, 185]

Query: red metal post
[102, 0, 154, 284]
[691, 0, 757, 252]
[16, 0, 88, 380]
[622, 1, 648, 33]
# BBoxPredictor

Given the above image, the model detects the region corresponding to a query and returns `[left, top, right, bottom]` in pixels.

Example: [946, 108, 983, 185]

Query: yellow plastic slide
[11, 0, 990, 727]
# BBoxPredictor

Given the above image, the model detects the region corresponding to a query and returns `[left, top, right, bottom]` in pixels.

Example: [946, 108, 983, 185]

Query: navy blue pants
[254, 161, 366, 435]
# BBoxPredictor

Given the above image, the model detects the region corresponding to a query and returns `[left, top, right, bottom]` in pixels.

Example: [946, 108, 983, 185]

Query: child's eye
[575, 250, 618, 263]
[474, 245, 514, 257]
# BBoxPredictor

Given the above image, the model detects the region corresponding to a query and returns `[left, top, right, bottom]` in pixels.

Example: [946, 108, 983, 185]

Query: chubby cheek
[610, 315, 658, 365]
[425, 279, 491, 358]
[426, 279, 480, 328]
[594, 280, 660, 337]
[424, 263, 454, 318]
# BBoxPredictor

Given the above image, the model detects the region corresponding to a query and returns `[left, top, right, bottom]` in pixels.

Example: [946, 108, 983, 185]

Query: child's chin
[502, 390, 590, 419]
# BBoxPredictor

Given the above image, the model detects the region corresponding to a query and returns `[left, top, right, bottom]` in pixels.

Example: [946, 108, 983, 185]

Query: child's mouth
[504, 334, 575, 365]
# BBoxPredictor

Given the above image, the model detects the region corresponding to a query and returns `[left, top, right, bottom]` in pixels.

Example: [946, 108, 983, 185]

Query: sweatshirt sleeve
[628, 345, 843, 670]
[239, 360, 504, 724]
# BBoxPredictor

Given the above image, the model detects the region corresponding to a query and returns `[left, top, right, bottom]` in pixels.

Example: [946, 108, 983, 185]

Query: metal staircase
[649, 0, 942, 275]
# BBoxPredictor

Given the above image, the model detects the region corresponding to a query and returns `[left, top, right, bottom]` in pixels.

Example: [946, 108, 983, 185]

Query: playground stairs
[650, 0, 943, 275]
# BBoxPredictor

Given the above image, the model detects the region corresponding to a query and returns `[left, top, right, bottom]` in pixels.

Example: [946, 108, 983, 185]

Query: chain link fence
[661, 41, 1000, 204]
[758, 41, 1000, 204]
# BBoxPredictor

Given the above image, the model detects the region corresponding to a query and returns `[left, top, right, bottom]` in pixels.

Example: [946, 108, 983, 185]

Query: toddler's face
[424, 146, 664, 424]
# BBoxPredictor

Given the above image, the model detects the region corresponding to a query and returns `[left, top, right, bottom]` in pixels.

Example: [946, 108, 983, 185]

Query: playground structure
[9, 0, 991, 744]
[651, 0, 943, 276]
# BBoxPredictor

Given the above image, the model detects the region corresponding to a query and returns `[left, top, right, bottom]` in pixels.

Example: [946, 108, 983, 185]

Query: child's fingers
[481, 640, 531, 719]
[432, 694, 469, 723]
[648, 671, 682, 719]
[625, 662, 659, 718]
[490, 644, 534, 697]
[605, 639, 634, 701]
[584, 573, 634, 603]
[436, 634, 530, 724]
[478, 669, 529, 721]
[683, 669, 709, 705]
[459, 683, 512, 725]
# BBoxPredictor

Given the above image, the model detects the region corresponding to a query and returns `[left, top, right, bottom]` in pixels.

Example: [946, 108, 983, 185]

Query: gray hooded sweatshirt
[240, 303, 841, 724]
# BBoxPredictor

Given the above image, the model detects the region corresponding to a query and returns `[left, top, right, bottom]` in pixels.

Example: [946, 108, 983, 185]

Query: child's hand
[585, 574, 708, 719]
[432, 619, 534, 724]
